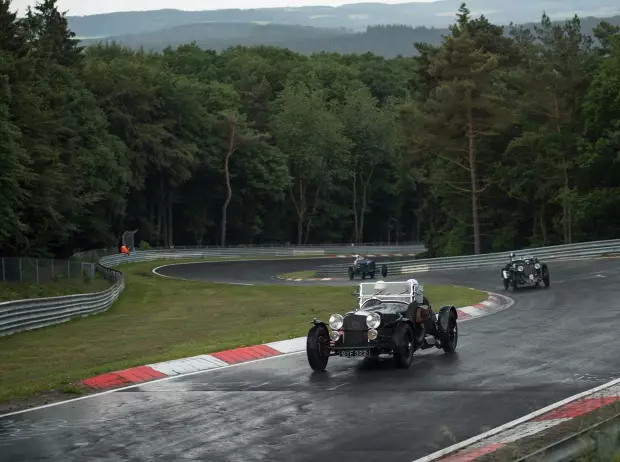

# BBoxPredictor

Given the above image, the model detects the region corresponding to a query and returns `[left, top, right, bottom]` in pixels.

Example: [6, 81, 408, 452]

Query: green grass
[0, 259, 486, 403]
[279, 270, 317, 279]
[0, 277, 111, 302]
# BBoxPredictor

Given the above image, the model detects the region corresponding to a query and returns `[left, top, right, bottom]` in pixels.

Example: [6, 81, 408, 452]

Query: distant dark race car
[501, 252, 550, 291]
[348, 255, 388, 280]
[305, 280, 459, 371]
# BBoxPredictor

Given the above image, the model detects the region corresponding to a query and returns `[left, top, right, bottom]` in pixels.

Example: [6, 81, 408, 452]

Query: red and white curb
[454, 293, 513, 321]
[414, 380, 620, 462]
[81, 339, 306, 390]
[80, 292, 511, 391]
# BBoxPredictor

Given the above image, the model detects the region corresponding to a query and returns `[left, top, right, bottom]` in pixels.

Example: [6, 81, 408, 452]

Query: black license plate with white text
[339, 350, 369, 357]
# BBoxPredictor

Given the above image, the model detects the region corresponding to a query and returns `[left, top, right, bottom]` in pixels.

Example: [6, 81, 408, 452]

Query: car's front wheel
[393, 323, 414, 369]
[441, 311, 458, 353]
[543, 267, 550, 288]
[307, 324, 329, 371]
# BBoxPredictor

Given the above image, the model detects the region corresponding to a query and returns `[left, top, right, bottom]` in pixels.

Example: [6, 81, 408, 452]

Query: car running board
[420, 336, 442, 350]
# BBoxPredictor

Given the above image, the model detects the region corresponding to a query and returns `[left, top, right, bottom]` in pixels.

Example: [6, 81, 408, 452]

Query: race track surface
[154, 256, 412, 285]
[3, 258, 620, 461]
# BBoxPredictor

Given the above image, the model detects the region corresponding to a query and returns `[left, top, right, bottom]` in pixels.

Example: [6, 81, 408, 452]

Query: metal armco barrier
[72, 244, 426, 262]
[0, 265, 124, 337]
[0, 244, 425, 337]
[315, 239, 620, 278]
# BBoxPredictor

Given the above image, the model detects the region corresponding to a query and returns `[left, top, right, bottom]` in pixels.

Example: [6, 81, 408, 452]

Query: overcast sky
[11, 0, 436, 17]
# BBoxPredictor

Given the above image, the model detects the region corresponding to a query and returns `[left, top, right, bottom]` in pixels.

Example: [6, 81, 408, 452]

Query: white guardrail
[315, 239, 620, 277]
[0, 245, 424, 337]
[2, 239, 619, 337]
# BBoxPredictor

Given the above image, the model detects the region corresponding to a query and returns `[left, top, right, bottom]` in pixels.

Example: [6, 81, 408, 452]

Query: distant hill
[80, 15, 620, 58]
[69, 0, 620, 38]
[79, 22, 352, 52]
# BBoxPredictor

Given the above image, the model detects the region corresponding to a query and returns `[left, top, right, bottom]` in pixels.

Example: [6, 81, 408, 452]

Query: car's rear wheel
[393, 323, 414, 369]
[306, 324, 329, 371]
[441, 311, 458, 353]
[361, 272, 366, 280]
[369, 272, 375, 279]
[381, 264, 388, 278]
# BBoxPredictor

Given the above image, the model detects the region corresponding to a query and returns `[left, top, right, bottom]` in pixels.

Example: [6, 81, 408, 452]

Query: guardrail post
[68, 260, 71, 279]
[1, 257, 4, 282]
[36, 258, 39, 284]
[19, 257, 23, 282]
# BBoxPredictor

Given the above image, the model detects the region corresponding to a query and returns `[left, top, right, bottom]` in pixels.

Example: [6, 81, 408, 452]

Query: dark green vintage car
[306, 280, 459, 371]
[348, 255, 388, 280]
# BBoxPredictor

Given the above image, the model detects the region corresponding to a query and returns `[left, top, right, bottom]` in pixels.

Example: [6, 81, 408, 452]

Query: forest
[1, 0, 620, 258]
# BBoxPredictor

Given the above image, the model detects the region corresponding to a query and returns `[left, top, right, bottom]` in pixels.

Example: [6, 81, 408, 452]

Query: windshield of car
[361, 299, 409, 313]
[513, 257, 534, 264]
[359, 281, 413, 305]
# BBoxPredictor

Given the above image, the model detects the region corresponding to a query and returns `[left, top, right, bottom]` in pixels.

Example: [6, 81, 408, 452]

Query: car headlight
[329, 314, 343, 330]
[517, 265, 523, 272]
[534, 263, 541, 269]
[366, 312, 381, 329]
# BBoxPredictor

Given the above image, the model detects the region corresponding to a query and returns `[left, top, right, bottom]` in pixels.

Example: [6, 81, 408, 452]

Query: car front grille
[342, 331, 368, 347]
[522, 263, 534, 277]
[343, 314, 366, 331]
[342, 314, 368, 346]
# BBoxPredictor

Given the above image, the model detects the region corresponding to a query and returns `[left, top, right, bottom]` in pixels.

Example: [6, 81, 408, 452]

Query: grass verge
[0, 259, 486, 404]
[0, 277, 110, 302]
[278, 270, 317, 279]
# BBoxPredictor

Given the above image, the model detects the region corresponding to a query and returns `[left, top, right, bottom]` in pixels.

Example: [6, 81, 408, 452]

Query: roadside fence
[0, 257, 96, 284]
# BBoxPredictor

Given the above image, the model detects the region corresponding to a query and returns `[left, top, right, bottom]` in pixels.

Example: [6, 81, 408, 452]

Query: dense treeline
[1, 0, 620, 258]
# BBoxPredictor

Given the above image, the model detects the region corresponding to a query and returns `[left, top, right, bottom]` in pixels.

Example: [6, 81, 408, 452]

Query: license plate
[339, 350, 369, 358]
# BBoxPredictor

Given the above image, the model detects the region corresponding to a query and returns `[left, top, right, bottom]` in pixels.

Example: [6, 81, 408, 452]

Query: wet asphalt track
[3, 257, 620, 461]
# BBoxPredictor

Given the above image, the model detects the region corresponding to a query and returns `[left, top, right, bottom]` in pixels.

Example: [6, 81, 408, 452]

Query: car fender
[437, 305, 457, 333]
[398, 317, 415, 331]
[310, 318, 328, 330]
